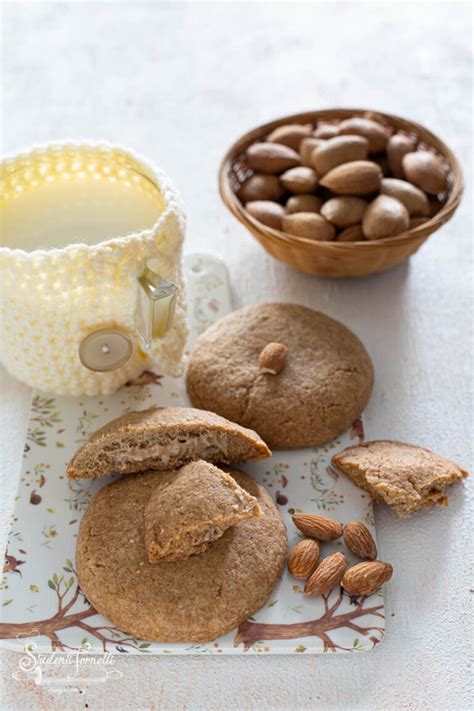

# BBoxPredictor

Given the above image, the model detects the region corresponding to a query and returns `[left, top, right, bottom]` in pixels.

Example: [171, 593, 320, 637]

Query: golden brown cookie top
[144, 460, 261, 564]
[186, 303, 373, 449]
[76, 467, 287, 643]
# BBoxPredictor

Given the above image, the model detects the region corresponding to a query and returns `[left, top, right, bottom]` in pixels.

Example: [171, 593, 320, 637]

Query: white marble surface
[0, 2, 472, 709]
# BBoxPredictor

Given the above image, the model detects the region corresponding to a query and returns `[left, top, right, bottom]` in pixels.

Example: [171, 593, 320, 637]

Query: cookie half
[67, 407, 270, 479]
[144, 460, 261, 563]
[77, 467, 287, 642]
[332, 440, 469, 517]
[186, 303, 373, 449]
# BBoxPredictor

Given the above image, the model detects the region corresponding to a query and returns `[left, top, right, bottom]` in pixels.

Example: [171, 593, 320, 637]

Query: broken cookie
[67, 407, 270, 479]
[332, 440, 468, 517]
[144, 460, 261, 563]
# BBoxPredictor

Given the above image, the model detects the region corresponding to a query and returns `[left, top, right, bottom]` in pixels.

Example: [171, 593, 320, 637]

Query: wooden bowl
[219, 108, 463, 277]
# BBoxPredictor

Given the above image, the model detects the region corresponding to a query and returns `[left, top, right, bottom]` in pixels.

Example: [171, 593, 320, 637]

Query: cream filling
[114, 432, 230, 465]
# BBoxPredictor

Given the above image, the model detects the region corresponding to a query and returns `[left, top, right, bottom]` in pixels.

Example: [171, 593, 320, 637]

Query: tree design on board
[234, 587, 384, 653]
[0, 561, 150, 653]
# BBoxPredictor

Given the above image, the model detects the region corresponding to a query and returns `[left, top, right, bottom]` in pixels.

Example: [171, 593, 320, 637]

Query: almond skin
[286, 194, 323, 214]
[292, 513, 343, 541]
[300, 137, 325, 167]
[246, 142, 301, 174]
[380, 178, 430, 216]
[282, 213, 336, 241]
[339, 117, 389, 153]
[246, 201, 285, 230]
[304, 552, 347, 595]
[343, 521, 377, 560]
[387, 133, 417, 178]
[341, 561, 393, 596]
[259, 342, 288, 374]
[320, 161, 382, 196]
[402, 151, 448, 195]
[287, 538, 320, 579]
[311, 135, 369, 176]
[320, 197, 368, 228]
[267, 124, 312, 150]
[314, 123, 340, 139]
[337, 225, 365, 242]
[238, 174, 284, 204]
[280, 166, 318, 194]
[362, 195, 409, 240]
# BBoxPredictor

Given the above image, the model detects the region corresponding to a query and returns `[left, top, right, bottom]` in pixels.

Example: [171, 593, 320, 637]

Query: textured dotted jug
[0, 142, 187, 395]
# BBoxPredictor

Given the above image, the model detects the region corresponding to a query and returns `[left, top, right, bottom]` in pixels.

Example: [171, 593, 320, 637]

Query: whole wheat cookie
[67, 407, 270, 479]
[77, 467, 287, 642]
[144, 460, 261, 564]
[186, 303, 373, 449]
[332, 440, 469, 517]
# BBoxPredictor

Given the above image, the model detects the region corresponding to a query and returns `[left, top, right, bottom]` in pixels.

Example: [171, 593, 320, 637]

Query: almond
[304, 552, 346, 595]
[380, 178, 430, 216]
[246, 142, 301, 174]
[238, 174, 284, 204]
[300, 137, 325, 167]
[286, 194, 323, 214]
[282, 213, 336, 241]
[362, 195, 409, 240]
[402, 151, 448, 195]
[267, 124, 312, 150]
[287, 538, 320, 579]
[343, 521, 377, 560]
[246, 201, 285, 230]
[292, 513, 343, 541]
[311, 135, 369, 176]
[337, 225, 365, 242]
[320, 197, 368, 228]
[259, 342, 288, 374]
[319, 161, 382, 196]
[387, 133, 417, 178]
[280, 166, 318, 194]
[341, 561, 393, 596]
[314, 123, 340, 139]
[339, 117, 389, 153]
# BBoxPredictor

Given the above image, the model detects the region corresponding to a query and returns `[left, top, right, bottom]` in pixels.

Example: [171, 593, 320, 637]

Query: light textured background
[0, 2, 472, 710]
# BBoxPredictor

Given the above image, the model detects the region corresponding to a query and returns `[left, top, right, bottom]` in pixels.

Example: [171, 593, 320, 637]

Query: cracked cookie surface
[144, 460, 261, 564]
[332, 440, 469, 517]
[186, 303, 373, 448]
[77, 467, 287, 642]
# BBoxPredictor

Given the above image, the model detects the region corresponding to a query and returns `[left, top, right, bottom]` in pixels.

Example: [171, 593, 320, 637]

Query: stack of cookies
[69, 407, 287, 642]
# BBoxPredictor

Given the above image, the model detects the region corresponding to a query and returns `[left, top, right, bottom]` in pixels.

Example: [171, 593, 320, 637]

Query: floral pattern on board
[0, 254, 384, 655]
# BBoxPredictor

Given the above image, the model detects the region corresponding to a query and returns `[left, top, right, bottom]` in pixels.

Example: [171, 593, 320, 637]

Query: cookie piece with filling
[67, 407, 270, 479]
[144, 460, 261, 563]
[332, 440, 468, 517]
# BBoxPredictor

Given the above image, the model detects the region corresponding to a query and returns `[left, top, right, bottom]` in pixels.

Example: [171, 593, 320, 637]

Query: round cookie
[186, 303, 373, 449]
[77, 468, 287, 643]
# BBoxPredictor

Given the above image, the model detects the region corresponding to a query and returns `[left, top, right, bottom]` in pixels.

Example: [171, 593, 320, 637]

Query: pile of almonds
[237, 114, 450, 242]
[287, 513, 393, 597]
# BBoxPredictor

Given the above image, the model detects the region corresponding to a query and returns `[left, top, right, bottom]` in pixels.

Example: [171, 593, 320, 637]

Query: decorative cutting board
[0, 253, 385, 655]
